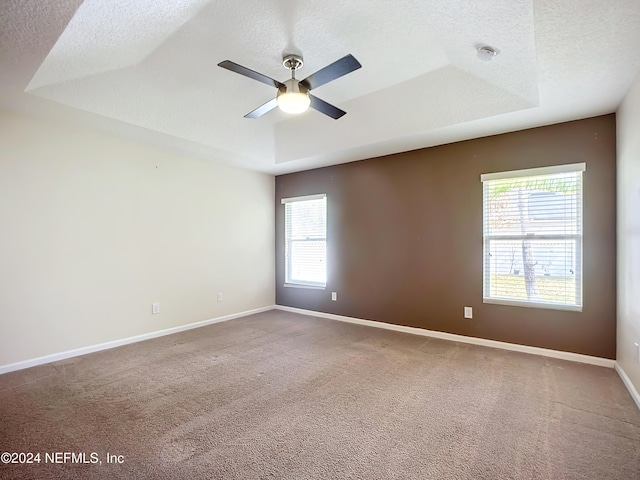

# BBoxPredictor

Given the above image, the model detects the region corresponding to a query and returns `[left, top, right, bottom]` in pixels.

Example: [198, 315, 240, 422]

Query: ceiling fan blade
[244, 98, 278, 119]
[300, 54, 362, 91]
[218, 60, 286, 89]
[309, 94, 346, 119]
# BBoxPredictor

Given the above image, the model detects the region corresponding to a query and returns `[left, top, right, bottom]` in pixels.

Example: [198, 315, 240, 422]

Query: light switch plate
[464, 306, 472, 319]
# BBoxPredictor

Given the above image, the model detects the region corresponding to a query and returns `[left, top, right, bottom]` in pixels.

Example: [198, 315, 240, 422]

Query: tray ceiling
[1, 0, 639, 174]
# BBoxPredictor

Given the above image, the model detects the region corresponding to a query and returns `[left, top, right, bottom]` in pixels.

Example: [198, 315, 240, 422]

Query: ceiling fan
[218, 54, 361, 120]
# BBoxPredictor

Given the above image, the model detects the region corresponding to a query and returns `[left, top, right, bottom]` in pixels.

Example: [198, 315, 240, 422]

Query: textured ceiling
[1, 0, 639, 174]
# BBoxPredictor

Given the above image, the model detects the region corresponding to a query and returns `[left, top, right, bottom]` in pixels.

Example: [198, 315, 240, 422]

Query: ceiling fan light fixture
[277, 78, 310, 114]
[277, 92, 311, 114]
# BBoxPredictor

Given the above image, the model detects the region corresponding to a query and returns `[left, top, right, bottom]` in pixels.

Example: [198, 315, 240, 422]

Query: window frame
[281, 193, 327, 289]
[481, 163, 585, 311]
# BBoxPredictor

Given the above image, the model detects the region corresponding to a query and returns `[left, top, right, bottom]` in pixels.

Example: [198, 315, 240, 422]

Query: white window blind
[481, 163, 585, 310]
[282, 194, 327, 288]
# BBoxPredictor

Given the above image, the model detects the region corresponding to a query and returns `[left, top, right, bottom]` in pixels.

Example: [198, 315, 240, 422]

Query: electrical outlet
[331, 292, 337, 301]
[635, 343, 640, 364]
[152, 303, 160, 314]
[217, 292, 223, 302]
[464, 306, 473, 319]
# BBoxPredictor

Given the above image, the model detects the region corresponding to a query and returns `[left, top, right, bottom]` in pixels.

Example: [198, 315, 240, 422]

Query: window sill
[483, 297, 582, 312]
[284, 283, 326, 290]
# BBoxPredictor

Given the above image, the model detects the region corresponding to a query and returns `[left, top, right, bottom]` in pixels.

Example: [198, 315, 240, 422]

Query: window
[481, 163, 585, 310]
[282, 194, 327, 288]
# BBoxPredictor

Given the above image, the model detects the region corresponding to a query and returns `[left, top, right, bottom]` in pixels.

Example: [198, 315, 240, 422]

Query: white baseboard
[614, 363, 640, 411]
[276, 305, 616, 368]
[7, 304, 632, 408]
[0, 305, 275, 375]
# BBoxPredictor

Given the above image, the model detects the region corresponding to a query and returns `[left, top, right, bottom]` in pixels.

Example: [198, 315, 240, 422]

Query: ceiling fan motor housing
[280, 78, 306, 95]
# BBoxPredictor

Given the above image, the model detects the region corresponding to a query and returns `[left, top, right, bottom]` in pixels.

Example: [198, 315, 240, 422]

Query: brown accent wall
[275, 115, 617, 359]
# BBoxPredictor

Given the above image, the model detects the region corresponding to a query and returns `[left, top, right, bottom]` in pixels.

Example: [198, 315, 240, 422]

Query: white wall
[617, 72, 640, 395]
[0, 110, 274, 367]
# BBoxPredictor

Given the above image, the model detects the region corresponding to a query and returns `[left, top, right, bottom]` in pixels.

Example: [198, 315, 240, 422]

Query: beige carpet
[1, 310, 639, 479]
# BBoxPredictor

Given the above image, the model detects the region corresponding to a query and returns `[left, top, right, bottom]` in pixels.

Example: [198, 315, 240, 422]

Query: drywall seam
[276, 305, 616, 368]
[0, 306, 275, 375]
